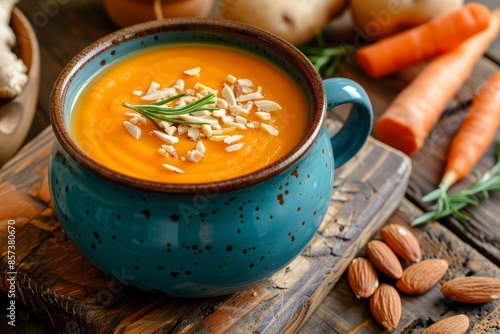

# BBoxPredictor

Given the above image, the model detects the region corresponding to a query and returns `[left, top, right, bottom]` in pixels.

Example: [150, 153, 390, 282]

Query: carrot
[373, 9, 500, 156]
[440, 73, 500, 188]
[357, 3, 491, 79]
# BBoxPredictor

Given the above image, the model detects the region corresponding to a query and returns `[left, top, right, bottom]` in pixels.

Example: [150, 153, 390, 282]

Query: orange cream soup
[71, 44, 308, 183]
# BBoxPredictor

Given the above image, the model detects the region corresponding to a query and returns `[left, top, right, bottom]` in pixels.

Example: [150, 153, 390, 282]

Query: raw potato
[350, 0, 464, 41]
[0, 0, 28, 99]
[219, 0, 348, 46]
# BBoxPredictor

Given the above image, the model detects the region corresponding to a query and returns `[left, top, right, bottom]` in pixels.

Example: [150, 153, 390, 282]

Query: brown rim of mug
[50, 18, 326, 194]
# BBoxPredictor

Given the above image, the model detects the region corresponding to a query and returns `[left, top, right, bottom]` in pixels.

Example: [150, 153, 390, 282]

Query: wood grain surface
[2, 0, 500, 333]
[301, 199, 500, 334]
[339, 56, 500, 268]
[0, 121, 411, 333]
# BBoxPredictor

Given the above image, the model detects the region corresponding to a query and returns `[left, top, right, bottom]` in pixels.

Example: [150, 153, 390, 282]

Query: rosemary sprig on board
[123, 93, 217, 129]
[412, 142, 500, 226]
[300, 32, 355, 78]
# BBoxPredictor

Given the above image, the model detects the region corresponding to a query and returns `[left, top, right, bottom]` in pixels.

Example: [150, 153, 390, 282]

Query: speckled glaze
[49, 18, 373, 297]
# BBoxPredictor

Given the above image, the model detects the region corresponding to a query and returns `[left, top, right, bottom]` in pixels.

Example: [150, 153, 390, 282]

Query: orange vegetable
[441, 73, 500, 188]
[357, 3, 492, 79]
[373, 9, 500, 156]
[71, 44, 308, 184]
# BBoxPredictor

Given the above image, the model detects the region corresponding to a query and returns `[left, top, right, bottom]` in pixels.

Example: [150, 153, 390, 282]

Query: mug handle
[323, 78, 373, 169]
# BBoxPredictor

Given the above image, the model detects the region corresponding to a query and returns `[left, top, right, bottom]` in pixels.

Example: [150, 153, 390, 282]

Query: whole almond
[396, 258, 449, 295]
[366, 240, 403, 279]
[370, 283, 401, 331]
[348, 257, 379, 299]
[381, 224, 421, 263]
[441, 276, 500, 303]
[422, 314, 469, 334]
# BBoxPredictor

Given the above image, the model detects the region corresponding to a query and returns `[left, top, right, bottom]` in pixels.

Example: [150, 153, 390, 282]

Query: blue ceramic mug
[49, 18, 373, 297]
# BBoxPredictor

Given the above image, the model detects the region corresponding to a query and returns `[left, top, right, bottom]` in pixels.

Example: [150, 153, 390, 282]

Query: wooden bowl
[0, 8, 40, 167]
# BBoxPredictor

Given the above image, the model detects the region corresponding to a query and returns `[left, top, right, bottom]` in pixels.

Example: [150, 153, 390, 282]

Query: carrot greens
[300, 32, 354, 78]
[412, 142, 500, 226]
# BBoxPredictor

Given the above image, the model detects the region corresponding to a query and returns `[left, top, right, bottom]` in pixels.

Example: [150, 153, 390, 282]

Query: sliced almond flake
[246, 122, 255, 129]
[133, 90, 143, 96]
[146, 81, 160, 95]
[124, 112, 147, 124]
[184, 67, 201, 76]
[226, 74, 237, 84]
[180, 115, 219, 125]
[178, 96, 198, 104]
[255, 100, 282, 112]
[187, 127, 200, 141]
[252, 121, 261, 129]
[157, 148, 169, 158]
[216, 98, 228, 109]
[221, 126, 236, 133]
[241, 86, 254, 94]
[159, 120, 172, 128]
[201, 124, 213, 138]
[163, 163, 185, 174]
[187, 150, 204, 163]
[124, 121, 141, 139]
[212, 129, 223, 135]
[224, 135, 243, 144]
[237, 78, 253, 87]
[125, 112, 140, 117]
[181, 156, 186, 161]
[194, 82, 218, 95]
[129, 117, 139, 125]
[153, 130, 179, 144]
[177, 124, 189, 135]
[225, 122, 247, 130]
[235, 91, 264, 102]
[229, 105, 250, 116]
[164, 126, 177, 136]
[225, 143, 244, 152]
[186, 88, 196, 96]
[190, 110, 212, 117]
[196, 141, 206, 154]
[242, 101, 254, 112]
[209, 135, 230, 142]
[196, 91, 208, 98]
[141, 87, 176, 101]
[162, 144, 178, 158]
[136, 115, 147, 124]
[255, 111, 272, 121]
[261, 123, 279, 136]
[174, 79, 185, 91]
[176, 99, 187, 107]
[222, 85, 237, 106]
[212, 109, 226, 117]
[235, 115, 247, 124]
[211, 123, 222, 130]
[221, 115, 235, 124]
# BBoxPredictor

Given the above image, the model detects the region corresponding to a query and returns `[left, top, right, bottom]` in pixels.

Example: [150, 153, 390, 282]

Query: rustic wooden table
[1, 1, 500, 333]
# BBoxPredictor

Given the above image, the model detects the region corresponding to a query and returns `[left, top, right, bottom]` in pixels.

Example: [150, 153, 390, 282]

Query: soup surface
[71, 44, 308, 184]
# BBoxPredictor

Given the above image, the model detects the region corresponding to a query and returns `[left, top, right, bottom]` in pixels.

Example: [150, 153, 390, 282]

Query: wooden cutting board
[0, 119, 412, 334]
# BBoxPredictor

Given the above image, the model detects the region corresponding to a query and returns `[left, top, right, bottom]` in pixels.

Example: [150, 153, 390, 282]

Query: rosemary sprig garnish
[300, 31, 355, 78]
[412, 142, 500, 226]
[123, 93, 217, 130]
